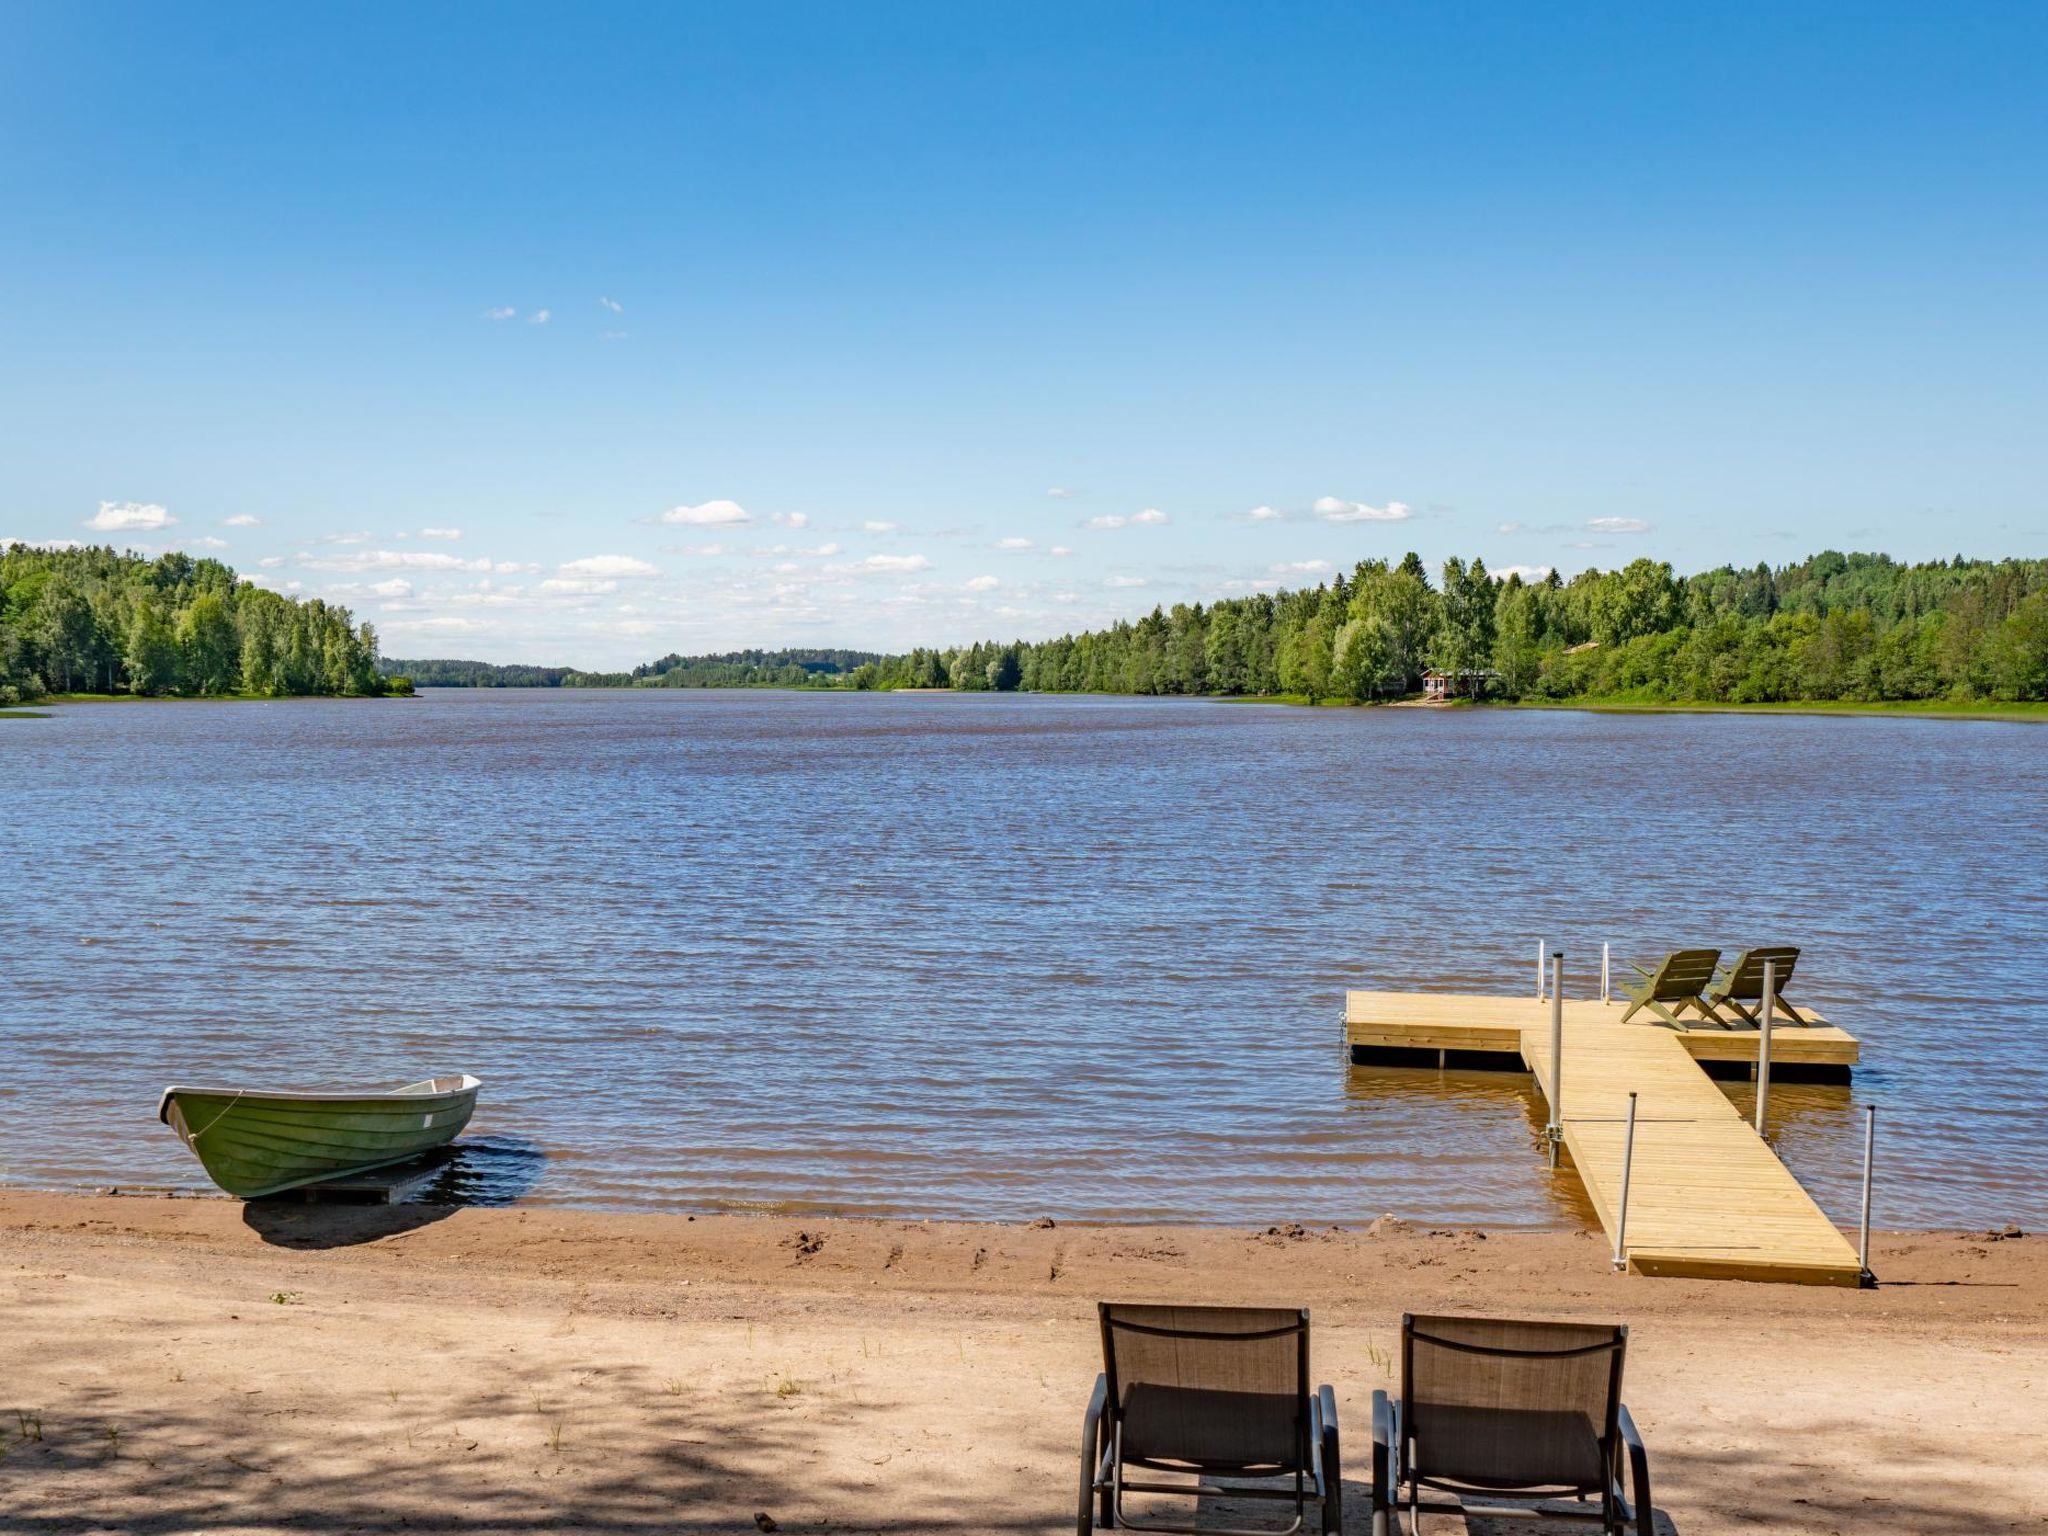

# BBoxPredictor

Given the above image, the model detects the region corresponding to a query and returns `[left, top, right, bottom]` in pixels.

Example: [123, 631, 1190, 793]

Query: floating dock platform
[1346, 991, 1865, 1287]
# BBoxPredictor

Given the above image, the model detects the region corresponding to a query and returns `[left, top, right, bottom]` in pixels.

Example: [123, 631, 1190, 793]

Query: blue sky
[2, 3, 2043, 665]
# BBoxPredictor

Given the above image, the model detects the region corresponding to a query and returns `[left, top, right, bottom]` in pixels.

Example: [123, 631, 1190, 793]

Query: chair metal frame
[1369, 1314, 1653, 1536]
[1078, 1305, 1341, 1536]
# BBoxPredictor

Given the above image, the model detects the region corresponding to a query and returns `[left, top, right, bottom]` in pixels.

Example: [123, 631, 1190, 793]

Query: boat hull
[157, 1075, 480, 1199]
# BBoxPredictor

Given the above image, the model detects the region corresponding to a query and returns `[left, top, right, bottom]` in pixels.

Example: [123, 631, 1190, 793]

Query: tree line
[379, 647, 883, 689]
[838, 549, 2048, 703]
[0, 544, 401, 703]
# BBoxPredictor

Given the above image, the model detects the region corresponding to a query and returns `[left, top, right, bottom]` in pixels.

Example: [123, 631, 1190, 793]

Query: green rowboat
[157, 1074, 481, 1198]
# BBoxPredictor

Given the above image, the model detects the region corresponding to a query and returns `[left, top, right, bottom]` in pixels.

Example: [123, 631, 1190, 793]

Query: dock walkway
[1346, 990, 1865, 1286]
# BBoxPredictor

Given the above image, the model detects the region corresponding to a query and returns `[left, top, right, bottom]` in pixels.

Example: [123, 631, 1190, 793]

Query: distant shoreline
[18, 686, 2048, 723]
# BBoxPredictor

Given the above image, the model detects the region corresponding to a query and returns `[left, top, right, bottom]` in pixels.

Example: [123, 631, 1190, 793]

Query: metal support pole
[1536, 939, 1546, 1000]
[1754, 959, 1775, 1136]
[1546, 951, 1564, 1160]
[1601, 942, 1611, 1005]
[1613, 1091, 1638, 1271]
[1859, 1105, 1876, 1280]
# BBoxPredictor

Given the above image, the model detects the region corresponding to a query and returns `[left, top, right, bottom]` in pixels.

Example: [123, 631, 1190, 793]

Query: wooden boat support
[1344, 991, 1866, 1287]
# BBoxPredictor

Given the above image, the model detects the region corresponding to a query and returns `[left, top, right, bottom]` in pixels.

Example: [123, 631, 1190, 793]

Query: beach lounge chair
[1616, 948, 1724, 1027]
[1704, 946, 1809, 1025]
[1371, 1313, 1652, 1536]
[1079, 1302, 1341, 1535]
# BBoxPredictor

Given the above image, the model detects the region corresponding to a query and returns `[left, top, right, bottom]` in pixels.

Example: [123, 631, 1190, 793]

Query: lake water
[4, 690, 2044, 1230]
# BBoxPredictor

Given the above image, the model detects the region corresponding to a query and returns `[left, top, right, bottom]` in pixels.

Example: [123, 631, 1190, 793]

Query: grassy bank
[1507, 696, 2048, 722]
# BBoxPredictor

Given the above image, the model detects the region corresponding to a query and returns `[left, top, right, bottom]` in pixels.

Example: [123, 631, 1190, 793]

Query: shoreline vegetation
[0, 544, 411, 705]
[11, 542, 2046, 713]
[386, 547, 2048, 714]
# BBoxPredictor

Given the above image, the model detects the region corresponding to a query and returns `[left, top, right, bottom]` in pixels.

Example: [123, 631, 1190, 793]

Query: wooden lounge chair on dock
[1079, 1303, 1341, 1535]
[1704, 946, 1809, 1025]
[1371, 1313, 1652, 1536]
[1616, 948, 1724, 1027]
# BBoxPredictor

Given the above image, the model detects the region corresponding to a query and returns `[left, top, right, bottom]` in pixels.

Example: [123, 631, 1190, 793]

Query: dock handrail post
[1546, 951, 1564, 1161]
[1754, 959, 1775, 1137]
[1601, 942, 1610, 1005]
[1536, 939, 1545, 1001]
[1859, 1104, 1876, 1282]
[1613, 1090, 1638, 1271]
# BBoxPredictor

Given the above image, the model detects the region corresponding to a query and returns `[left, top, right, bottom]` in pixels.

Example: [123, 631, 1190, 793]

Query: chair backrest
[1099, 1303, 1309, 1473]
[1402, 1313, 1626, 1493]
[1722, 946, 1800, 1000]
[1648, 948, 1720, 1000]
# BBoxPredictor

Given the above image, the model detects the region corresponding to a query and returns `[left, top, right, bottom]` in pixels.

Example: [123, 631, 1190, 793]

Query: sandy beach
[2, 1193, 2042, 1534]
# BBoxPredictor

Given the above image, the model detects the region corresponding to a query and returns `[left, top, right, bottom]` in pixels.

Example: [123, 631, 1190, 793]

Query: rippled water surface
[4, 690, 2044, 1229]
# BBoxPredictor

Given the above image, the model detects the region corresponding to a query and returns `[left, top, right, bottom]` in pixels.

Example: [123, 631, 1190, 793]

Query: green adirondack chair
[1704, 946, 1808, 1025]
[1617, 948, 1725, 1027]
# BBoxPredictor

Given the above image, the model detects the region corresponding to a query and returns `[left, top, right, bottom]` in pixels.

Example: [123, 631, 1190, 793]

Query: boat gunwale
[156, 1074, 481, 1125]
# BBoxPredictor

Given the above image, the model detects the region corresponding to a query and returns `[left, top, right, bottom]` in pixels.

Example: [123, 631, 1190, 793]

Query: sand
[2, 1193, 2042, 1534]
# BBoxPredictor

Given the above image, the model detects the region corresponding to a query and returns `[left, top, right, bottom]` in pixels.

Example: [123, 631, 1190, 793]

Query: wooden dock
[1346, 991, 1866, 1286]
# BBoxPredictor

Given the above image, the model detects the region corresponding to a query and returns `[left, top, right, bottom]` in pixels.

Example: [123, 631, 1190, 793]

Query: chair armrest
[1626, 962, 1655, 981]
[1617, 1403, 1652, 1535]
[1316, 1385, 1342, 1527]
[1371, 1389, 1397, 1511]
[1078, 1374, 1108, 1536]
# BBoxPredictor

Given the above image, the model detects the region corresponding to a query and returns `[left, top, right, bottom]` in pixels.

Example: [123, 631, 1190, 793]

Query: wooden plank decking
[1345, 990, 1865, 1286]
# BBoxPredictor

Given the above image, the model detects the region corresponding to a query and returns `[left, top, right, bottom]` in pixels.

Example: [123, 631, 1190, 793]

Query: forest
[12, 544, 2047, 710]
[0, 544, 399, 703]
[381, 648, 882, 689]
[836, 550, 2048, 704]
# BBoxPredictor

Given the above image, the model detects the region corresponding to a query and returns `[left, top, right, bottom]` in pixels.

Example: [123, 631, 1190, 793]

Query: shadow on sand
[240, 1134, 547, 1249]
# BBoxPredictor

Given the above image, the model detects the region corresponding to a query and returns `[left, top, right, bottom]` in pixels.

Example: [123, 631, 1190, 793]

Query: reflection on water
[5, 690, 2045, 1228]
[412, 1134, 548, 1207]
[1343, 1064, 1600, 1227]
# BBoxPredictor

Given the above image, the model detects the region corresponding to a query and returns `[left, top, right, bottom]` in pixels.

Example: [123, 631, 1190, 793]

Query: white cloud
[1247, 505, 1284, 523]
[1495, 521, 1524, 535]
[771, 510, 810, 529]
[223, 513, 261, 528]
[193, 536, 228, 549]
[1314, 497, 1413, 524]
[665, 542, 733, 557]
[537, 577, 619, 596]
[1104, 575, 1146, 588]
[1587, 517, 1651, 534]
[658, 499, 751, 526]
[315, 530, 374, 545]
[484, 306, 517, 321]
[259, 556, 287, 569]
[559, 554, 659, 579]
[418, 527, 462, 540]
[303, 549, 489, 574]
[1049, 545, 1073, 558]
[862, 520, 898, 534]
[1271, 559, 1330, 575]
[1046, 487, 1077, 500]
[993, 536, 1034, 551]
[966, 575, 1000, 591]
[1087, 509, 1169, 531]
[529, 309, 552, 326]
[835, 553, 930, 574]
[370, 578, 414, 598]
[599, 297, 623, 314]
[1, 536, 85, 551]
[87, 500, 176, 532]
[601, 330, 627, 342]
[1495, 564, 1554, 582]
